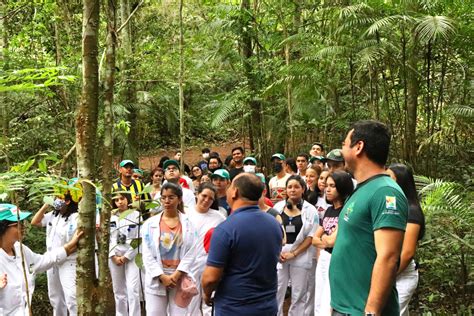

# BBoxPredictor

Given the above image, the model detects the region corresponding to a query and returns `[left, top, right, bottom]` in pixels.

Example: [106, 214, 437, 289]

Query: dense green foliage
[1, 0, 472, 314]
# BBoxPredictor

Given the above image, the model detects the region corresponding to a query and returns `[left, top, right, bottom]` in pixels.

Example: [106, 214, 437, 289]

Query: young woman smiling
[141, 182, 198, 315]
[187, 183, 226, 316]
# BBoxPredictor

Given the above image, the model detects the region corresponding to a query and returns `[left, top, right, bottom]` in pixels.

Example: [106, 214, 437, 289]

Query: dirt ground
[138, 141, 244, 171]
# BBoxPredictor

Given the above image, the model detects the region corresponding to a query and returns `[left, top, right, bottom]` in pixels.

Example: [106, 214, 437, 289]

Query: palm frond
[446, 105, 474, 118]
[415, 15, 456, 43]
[339, 3, 373, 19]
[365, 15, 416, 36]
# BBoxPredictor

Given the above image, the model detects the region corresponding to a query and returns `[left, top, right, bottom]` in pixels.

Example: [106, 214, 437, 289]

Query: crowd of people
[0, 120, 426, 316]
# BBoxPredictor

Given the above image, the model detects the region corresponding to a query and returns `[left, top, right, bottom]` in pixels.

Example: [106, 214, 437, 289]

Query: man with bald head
[202, 173, 283, 316]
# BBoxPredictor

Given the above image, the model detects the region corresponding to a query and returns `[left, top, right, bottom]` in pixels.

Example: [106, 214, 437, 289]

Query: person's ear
[355, 140, 364, 156]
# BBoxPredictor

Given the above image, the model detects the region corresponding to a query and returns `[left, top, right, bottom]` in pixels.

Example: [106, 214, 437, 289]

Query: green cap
[119, 160, 135, 168]
[310, 155, 326, 163]
[163, 159, 180, 170]
[271, 153, 286, 161]
[0, 204, 31, 222]
[133, 168, 144, 176]
[210, 169, 230, 180]
[326, 149, 344, 162]
[255, 173, 266, 184]
[243, 157, 257, 165]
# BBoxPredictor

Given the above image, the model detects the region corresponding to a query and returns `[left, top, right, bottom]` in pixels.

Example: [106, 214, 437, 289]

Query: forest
[0, 0, 472, 314]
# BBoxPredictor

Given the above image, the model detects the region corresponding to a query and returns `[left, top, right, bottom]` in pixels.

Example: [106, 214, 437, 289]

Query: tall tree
[119, 0, 138, 163]
[75, 0, 100, 313]
[97, 0, 117, 313]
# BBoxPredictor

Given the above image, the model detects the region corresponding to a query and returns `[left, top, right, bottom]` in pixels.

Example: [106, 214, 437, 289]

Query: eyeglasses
[192, 169, 201, 172]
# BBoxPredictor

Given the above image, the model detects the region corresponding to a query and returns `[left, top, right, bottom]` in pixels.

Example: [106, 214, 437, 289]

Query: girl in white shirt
[109, 192, 142, 316]
[187, 183, 226, 316]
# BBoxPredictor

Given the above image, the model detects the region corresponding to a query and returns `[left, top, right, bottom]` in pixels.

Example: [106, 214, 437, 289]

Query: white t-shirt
[188, 208, 226, 276]
[269, 173, 291, 203]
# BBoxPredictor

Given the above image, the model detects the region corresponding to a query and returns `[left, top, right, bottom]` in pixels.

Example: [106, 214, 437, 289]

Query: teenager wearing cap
[269, 154, 290, 204]
[211, 169, 231, 216]
[187, 183, 226, 316]
[163, 160, 196, 210]
[310, 156, 326, 170]
[0, 203, 82, 316]
[132, 168, 144, 181]
[112, 160, 150, 203]
[30, 192, 80, 316]
[228, 146, 245, 180]
[243, 156, 257, 173]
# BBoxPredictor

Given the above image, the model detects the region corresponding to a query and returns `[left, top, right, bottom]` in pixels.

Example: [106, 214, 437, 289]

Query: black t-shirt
[229, 167, 244, 180]
[322, 206, 343, 253]
[267, 208, 279, 218]
[281, 212, 303, 244]
[408, 203, 425, 240]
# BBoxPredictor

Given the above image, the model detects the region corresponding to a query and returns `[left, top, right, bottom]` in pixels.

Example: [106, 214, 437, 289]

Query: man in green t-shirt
[329, 120, 408, 316]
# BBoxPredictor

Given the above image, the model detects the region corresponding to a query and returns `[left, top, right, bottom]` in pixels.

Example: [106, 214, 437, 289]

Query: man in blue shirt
[202, 173, 283, 316]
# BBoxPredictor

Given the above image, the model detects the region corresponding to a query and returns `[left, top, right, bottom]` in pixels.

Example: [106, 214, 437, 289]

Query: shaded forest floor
[138, 141, 242, 170]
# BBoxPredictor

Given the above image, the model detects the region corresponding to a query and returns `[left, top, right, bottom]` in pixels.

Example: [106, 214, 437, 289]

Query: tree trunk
[75, 0, 100, 314]
[120, 0, 138, 163]
[97, 0, 117, 313]
[406, 31, 419, 166]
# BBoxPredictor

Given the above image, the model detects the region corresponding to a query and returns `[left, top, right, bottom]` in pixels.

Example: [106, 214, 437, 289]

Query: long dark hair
[111, 192, 132, 210]
[327, 171, 354, 204]
[388, 163, 420, 208]
[161, 182, 185, 213]
[54, 193, 78, 221]
[286, 175, 307, 198]
[197, 182, 219, 210]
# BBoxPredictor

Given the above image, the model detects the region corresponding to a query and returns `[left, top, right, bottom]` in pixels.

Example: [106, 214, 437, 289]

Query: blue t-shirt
[218, 196, 231, 216]
[207, 205, 283, 316]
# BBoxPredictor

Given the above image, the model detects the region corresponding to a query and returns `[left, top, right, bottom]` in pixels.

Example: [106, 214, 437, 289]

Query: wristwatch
[365, 312, 376, 316]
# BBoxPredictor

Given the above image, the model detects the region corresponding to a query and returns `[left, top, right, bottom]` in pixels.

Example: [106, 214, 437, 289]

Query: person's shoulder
[208, 208, 227, 220]
[273, 200, 285, 212]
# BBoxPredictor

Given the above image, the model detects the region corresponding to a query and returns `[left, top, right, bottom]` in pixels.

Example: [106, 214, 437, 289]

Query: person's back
[208, 206, 282, 315]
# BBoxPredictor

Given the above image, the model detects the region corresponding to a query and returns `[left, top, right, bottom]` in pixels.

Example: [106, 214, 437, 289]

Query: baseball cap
[133, 168, 144, 176]
[271, 153, 286, 161]
[255, 173, 266, 184]
[119, 160, 135, 168]
[243, 157, 257, 165]
[210, 169, 230, 180]
[0, 204, 32, 222]
[326, 149, 344, 162]
[310, 155, 326, 164]
[163, 159, 180, 170]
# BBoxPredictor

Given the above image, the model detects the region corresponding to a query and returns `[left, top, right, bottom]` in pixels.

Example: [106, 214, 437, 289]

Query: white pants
[314, 250, 331, 316]
[304, 257, 317, 316]
[109, 258, 141, 316]
[277, 262, 310, 316]
[396, 259, 419, 316]
[47, 260, 77, 316]
[145, 290, 188, 316]
[186, 272, 212, 316]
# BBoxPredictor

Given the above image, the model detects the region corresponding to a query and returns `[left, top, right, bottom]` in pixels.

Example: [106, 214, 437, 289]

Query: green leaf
[134, 253, 143, 269]
[38, 159, 47, 173]
[43, 196, 55, 206]
[130, 238, 142, 249]
[118, 209, 136, 220]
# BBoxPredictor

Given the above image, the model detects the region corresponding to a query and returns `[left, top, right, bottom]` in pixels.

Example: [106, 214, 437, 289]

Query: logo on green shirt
[343, 202, 355, 222]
